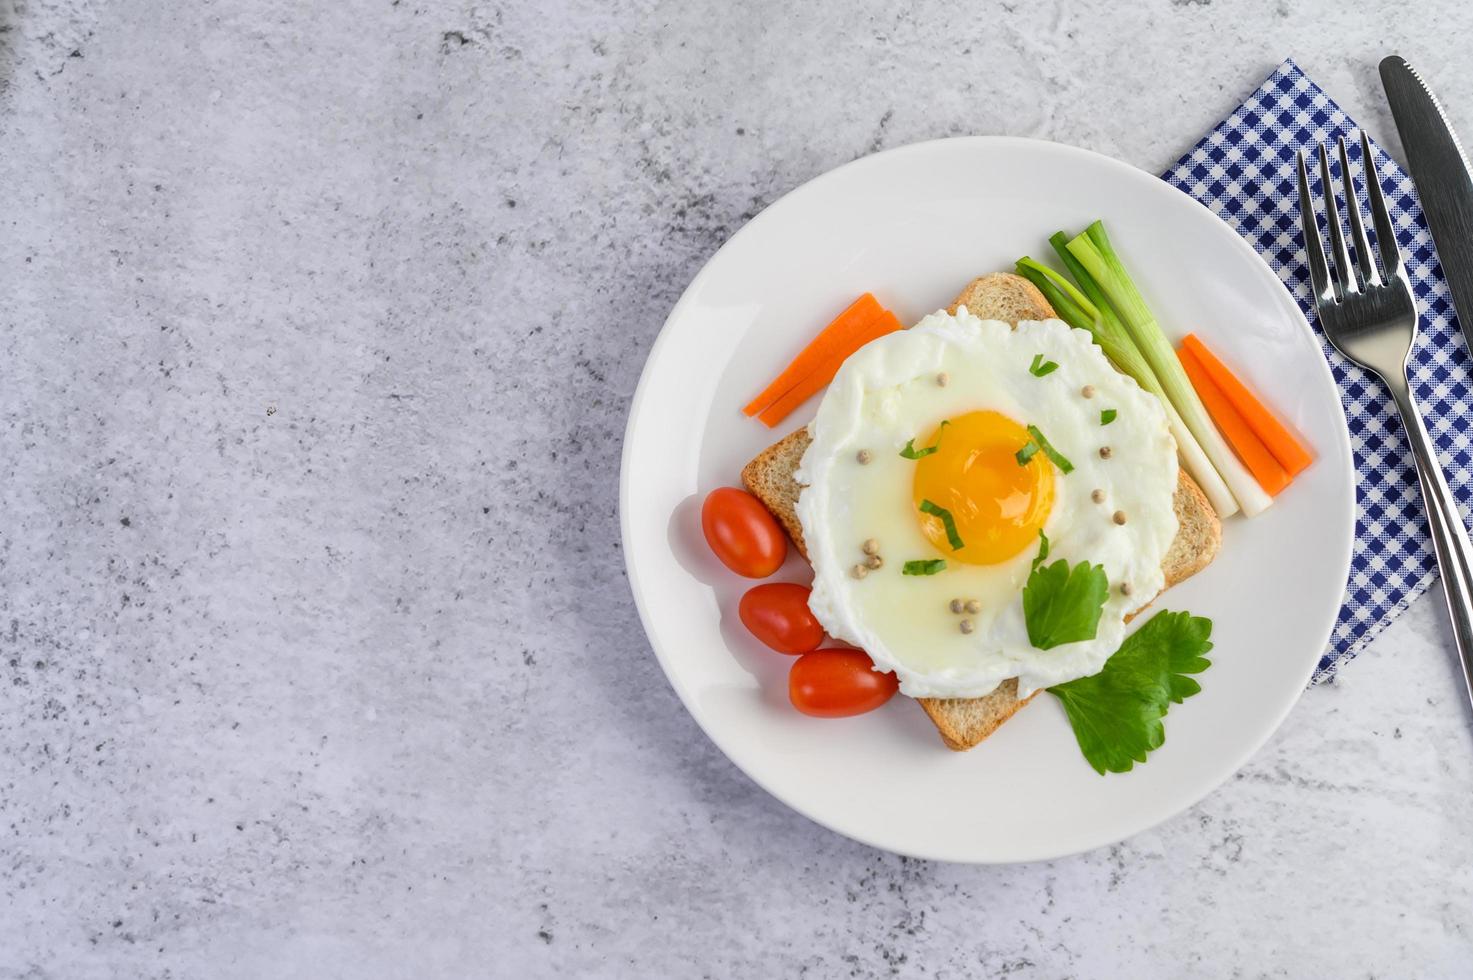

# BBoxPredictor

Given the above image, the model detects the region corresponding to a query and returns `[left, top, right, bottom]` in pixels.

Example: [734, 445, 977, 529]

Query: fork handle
[1392, 387, 1473, 711]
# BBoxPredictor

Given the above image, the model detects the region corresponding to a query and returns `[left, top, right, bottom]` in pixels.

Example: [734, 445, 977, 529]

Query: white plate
[620, 136, 1354, 863]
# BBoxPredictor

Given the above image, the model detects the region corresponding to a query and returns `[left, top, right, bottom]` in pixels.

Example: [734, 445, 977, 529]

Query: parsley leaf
[1101, 408, 1117, 426]
[1025, 423, 1074, 474]
[1029, 353, 1059, 377]
[900, 420, 950, 460]
[1047, 611, 1214, 774]
[1022, 558, 1109, 649]
[902, 559, 947, 576]
[919, 499, 964, 550]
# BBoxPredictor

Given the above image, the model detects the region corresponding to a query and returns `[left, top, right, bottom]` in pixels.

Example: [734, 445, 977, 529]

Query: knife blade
[1381, 55, 1473, 355]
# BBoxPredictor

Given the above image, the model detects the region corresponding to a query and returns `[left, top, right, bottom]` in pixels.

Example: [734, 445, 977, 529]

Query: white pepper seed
[862, 538, 880, 556]
[866, 554, 884, 570]
[1081, 384, 1096, 398]
[1113, 510, 1128, 525]
[1091, 488, 1106, 503]
[959, 619, 975, 634]
[936, 372, 950, 387]
[852, 563, 869, 579]
[1099, 446, 1113, 459]
[1120, 582, 1134, 596]
[856, 449, 873, 464]
[949, 598, 965, 614]
[965, 599, 981, 614]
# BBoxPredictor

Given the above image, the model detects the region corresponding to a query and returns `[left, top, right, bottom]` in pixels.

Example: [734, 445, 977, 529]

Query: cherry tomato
[701, 487, 786, 578]
[788, 650, 898, 718]
[739, 583, 825, 654]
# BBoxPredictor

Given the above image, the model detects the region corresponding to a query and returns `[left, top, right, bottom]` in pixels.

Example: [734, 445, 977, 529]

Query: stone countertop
[3, 1, 1472, 976]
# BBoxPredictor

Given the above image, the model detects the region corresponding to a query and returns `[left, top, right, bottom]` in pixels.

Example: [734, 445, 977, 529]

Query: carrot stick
[743, 293, 884, 417]
[757, 309, 904, 427]
[1178, 345, 1292, 496]
[1181, 334, 1313, 476]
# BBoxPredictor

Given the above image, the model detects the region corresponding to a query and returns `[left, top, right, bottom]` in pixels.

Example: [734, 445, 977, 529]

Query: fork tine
[1318, 143, 1358, 296]
[1360, 129, 1404, 282]
[1338, 135, 1383, 288]
[1297, 150, 1335, 307]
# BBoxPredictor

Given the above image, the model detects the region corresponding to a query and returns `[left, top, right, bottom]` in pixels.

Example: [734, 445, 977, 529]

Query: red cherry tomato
[701, 487, 786, 578]
[788, 650, 899, 718]
[739, 583, 825, 654]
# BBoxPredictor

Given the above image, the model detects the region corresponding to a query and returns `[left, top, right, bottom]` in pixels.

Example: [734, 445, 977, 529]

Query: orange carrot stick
[743, 293, 884, 417]
[757, 309, 904, 427]
[1181, 334, 1313, 476]
[1178, 345, 1292, 496]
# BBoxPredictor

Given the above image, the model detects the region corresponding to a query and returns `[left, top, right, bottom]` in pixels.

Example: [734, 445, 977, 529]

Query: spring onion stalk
[1050, 231, 1125, 332]
[1019, 248, 1241, 519]
[1067, 221, 1270, 517]
[1020, 254, 1153, 390]
[1015, 257, 1097, 328]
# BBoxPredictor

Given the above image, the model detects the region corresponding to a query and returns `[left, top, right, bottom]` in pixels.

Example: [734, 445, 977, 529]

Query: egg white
[795, 308, 1180, 699]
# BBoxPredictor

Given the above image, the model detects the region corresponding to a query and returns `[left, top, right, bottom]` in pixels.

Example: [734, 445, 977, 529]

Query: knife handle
[1394, 387, 1473, 711]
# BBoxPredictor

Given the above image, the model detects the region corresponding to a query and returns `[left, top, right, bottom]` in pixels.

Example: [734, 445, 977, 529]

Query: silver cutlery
[1380, 56, 1473, 357]
[1297, 132, 1473, 712]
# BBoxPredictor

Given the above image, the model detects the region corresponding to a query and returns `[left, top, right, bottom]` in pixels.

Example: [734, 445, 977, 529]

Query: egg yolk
[911, 410, 1054, 565]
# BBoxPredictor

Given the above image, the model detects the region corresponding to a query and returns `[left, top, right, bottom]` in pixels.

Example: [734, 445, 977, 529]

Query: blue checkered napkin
[1160, 59, 1473, 683]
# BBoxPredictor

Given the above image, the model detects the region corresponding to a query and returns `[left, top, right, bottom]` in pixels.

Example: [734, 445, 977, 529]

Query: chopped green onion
[1029, 353, 1059, 377]
[1101, 408, 1117, 426]
[1033, 529, 1050, 570]
[1026, 424, 1074, 474]
[1015, 440, 1040, 466]
[902, 559, 947, 576]
[919, 499, 965, 551]
[899, 420, 950, 460]
[1067, 221, 1267, 517]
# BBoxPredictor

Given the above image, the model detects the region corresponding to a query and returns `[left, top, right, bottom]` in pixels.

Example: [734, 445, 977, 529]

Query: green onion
[1029, 353, 1059, 377]
[919, 499, 965, 550]
[1024, 245, 1234, 514]
[1067, 221, 1268, 517]
[902, 559, 947, 576]
[1053, 225, 1238, 517]
[1015, 440, 1040, 466]
[1026, 424, 1074, 474]
[1016, 257, 1098, 328]
[899, 420, 949, 460]
[1101, 409, 1117, 426]
[1046, 233, 1158, 389]
[1033, 529, 1050, 570]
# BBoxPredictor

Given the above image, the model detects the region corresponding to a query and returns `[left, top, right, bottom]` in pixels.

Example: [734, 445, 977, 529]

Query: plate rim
[619, 134, 1355, 863]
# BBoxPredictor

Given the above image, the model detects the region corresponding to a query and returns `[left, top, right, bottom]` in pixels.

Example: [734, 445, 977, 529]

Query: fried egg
[795, 308, 1179, 699]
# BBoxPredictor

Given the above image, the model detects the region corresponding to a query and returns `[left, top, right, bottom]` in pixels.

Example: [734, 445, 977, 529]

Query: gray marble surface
[3, 0, 1473, 976]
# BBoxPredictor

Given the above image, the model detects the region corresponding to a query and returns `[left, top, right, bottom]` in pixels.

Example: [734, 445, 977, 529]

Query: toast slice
[741, 273, 1223, 750]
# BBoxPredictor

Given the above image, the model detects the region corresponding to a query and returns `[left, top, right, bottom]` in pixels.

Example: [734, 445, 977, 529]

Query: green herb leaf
[1047, 610, 1214, 774]
[902, 559, 947, 576]
[899, 420, 950, 460]
[1025, 424, 1074, 474]
[1029, 353, 1060, 378]
[1032, 530, 1050, 570]
[1015, 440, 1040, 466]
[1022, 558, 1109, 650]
[1101, 408, 1117, 426]
[918, 499, 964, 551]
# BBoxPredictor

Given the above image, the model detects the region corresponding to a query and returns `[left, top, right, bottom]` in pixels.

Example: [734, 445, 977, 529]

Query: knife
[1381, 55, 1473, 356]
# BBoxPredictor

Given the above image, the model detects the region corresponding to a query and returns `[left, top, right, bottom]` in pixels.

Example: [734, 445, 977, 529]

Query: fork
[1298, 131, 1473, 711]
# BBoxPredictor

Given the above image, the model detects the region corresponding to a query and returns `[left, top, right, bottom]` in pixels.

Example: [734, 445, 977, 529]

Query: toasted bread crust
[740, 273, 1222, 750]
[948, 273, 1054, 322]
[740, 431, 810, 557]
